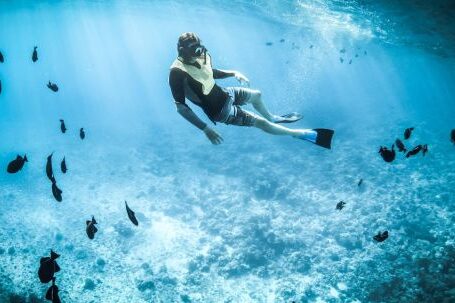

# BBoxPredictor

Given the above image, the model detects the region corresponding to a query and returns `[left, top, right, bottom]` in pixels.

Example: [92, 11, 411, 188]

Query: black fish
[340, 48, 346, 53]
[59, 119, 66, 133]
[38, 250, 60, 283]
[279, 38, 285, 43]
[373, 231, 389, 242]
[355, 53, 359, 58]
[451, 129, 455, 144]
[7, 154, 28, 173]
[404, 127, 414, 140]
[80, 128, 85, 140]
[339, 57, 344, 63]
[61, 157, 67, 174]
[46, 153, 55, 182]
[348, 59, 352, 64]
[125, 201, 138, 226]
[32, 46, 38, 62]
[0, 51, 4, 63]
[51, 182, 62, 202]
[309, 45, 313, 49]
[395, 138, 407, 153]
[45, 277, 61, 303]
[86, 216, 98, 240]
[379, 145, 395, 163]
[422, 144, 428, 156]
[406, 144, 422, 158]
[357, 178, 363, 187]
[47, 81, 58, 92]
[265, 42, 273, 46]
[336, 201, 346, 210]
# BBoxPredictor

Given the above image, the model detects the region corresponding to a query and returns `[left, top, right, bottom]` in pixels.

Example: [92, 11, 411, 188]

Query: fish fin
[50, 250, 60, 260]
[86, 221, 91, 225]
[45, 287, 53, 300]
[54, 262, 61, 272]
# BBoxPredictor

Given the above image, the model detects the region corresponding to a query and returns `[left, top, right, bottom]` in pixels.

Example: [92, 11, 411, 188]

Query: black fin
[54, 262, 60, 272]
[125, 201, 139, 226]
[313, 128, 334, 149]
[50, 250, 60, 260]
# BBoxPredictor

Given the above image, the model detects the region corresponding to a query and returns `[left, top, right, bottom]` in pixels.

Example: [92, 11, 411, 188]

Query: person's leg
[235, 88, 301, 123]
[253, 116, 317, 141]
[223, 105, 332, 148]
[243, 89, 281, 122]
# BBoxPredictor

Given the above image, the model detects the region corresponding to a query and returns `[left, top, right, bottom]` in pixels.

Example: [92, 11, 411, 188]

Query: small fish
[0, 51, 4, 63]
[46, 153, 55, 182]
[80, 128, 85, 140]
[339, 57, 344, 63]
[395, 138, 407, 153]
[59, 119, 66, 133]
[406, 144, 422, 158]
[279, 38, 285, 43]
[266, 42, 273, 46]
[32, 46, 38, 62]
[355, 53, 359, 58]
[348, 59, 352, 64]
[373, 231, 388, 242]
[422, 144, 428, 156]
[357, 178, 363, 187]
[38, 250, 60, 283]
[45, 277, 61, 303]
[451, 129, 455, 144]
[61, 157, 67, 174]
[379, 145, 396, 163]
[86, 216, 98, 240]
[47, 81, 58, 92]
[336, 201, 346, 210]
[364, 50, 367, 55]
[340, 48, 346, 53]
[0, 79, 2, 95]
[309, 45, 313, 49]
[125, 201, 139, 226]
[7, 154, 28, 173]
[404, 127, 414, 140]
[51, 182, 62, 202]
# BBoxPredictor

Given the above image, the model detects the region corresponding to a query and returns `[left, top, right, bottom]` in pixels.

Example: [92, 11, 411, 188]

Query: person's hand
[234, 72, 250, 87]
[203, 126, 223, 145]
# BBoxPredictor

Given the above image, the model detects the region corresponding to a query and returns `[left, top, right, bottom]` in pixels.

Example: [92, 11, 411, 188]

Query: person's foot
[272, 112, 303, 123]
[293, 129, 317, 143]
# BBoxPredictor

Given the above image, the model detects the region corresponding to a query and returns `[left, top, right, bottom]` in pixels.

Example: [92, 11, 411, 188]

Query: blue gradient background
[0, 1, 454, 302]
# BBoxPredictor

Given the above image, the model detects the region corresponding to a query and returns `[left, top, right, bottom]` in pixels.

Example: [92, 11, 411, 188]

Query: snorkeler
[168, 32, 334, 149]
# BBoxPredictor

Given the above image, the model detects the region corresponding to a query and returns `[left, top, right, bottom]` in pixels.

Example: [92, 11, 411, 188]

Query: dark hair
[177, 32, 200, 59]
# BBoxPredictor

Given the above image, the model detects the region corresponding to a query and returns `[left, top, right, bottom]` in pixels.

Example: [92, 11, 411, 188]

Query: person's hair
[177, 32, 200, 59]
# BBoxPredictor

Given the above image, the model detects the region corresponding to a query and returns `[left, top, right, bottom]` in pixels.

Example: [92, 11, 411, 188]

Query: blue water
[1, 1, 455, 302]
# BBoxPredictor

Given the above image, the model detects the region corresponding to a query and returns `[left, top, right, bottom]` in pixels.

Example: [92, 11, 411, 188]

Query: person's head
[177, 32, 206, 63]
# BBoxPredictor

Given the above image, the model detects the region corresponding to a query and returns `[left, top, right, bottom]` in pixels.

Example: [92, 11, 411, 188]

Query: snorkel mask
[177, 32, 207, 63]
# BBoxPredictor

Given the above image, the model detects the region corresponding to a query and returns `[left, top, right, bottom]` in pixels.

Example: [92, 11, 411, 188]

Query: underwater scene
[0, 0, 455, 302]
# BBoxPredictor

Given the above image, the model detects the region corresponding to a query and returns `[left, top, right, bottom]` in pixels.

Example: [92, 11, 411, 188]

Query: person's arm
[212, 68, 236, 79]
[175, 102, 207, 130]
[169, 68, 207, 130]
[213, 68, 250, 86]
